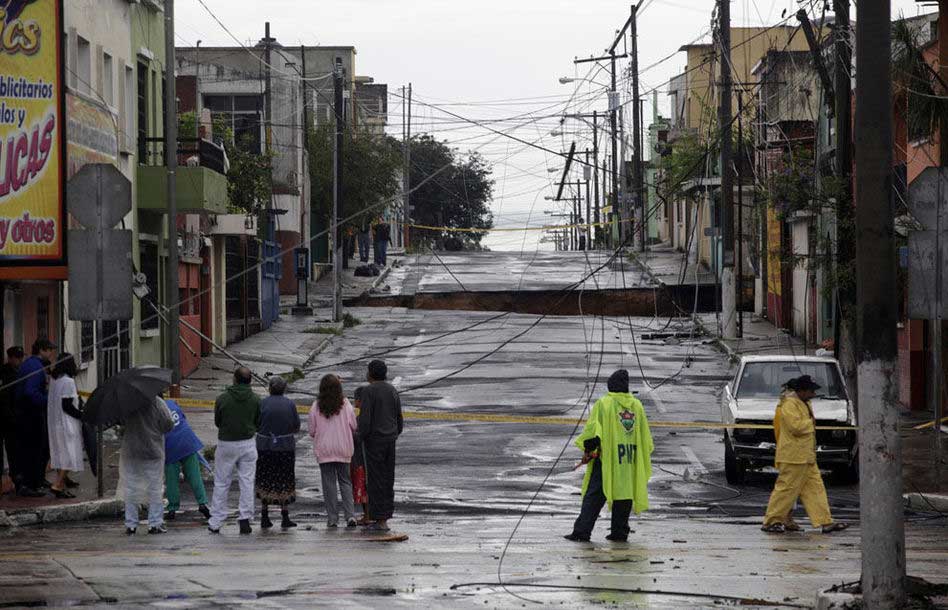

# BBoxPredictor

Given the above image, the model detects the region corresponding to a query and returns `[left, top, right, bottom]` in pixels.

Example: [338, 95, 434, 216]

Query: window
[206, 94, 263, 152]
[139, 240, 160, 330]
[137, 61, 148, 161]
[79, 321, 94, 363]
[102, 52, 113, 106]
[124, 65, 134, 150]
[76, 36, 91, 95]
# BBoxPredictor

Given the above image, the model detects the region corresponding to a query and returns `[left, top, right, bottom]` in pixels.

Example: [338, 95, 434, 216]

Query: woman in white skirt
[47, 353, 83, 499]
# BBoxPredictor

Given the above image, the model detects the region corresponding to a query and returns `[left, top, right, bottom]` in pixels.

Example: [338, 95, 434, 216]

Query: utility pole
[718, 0, 737, 339]
[610, 53, 620, 245]
[855, 1, 906, 606]
[593, 111, 600, 246]
[403, 84, 412, 249]
[332, 57, 345, 322]
[585, 149, 592, 250]
[194, 41, 201, 139]
[630, 3, 644, 252]
[737, 92, 745, 338]
[833, 0, 857, 406]
[163, 0, 180, 388]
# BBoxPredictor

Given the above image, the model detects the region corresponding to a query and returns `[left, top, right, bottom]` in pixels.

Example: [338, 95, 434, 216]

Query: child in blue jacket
[164, 400, 210, 520]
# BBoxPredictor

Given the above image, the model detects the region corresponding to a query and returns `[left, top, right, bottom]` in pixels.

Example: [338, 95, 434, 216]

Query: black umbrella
[82, 366, 173, 427]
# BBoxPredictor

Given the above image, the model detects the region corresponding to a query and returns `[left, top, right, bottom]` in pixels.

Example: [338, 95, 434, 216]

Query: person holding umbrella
[82, 366, 175, 535]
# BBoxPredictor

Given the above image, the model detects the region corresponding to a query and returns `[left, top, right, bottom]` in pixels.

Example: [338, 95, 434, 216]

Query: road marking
[680, 445, 707, 475]
[648, 390, 667, 414]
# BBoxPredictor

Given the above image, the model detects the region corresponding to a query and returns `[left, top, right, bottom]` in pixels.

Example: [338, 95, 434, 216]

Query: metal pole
[854, 1, 906, 605]
[298, 45, 309, 309]
[332, 58, 344, 322]
[630, 4, 644, 252]
[585, 152, 592, 250]
[935, 169, 944, 486]
[163, 0, 180, 387]
[718, 0, 736, 339]
[406, 84, 412, 249]
[95, 320, 104, 498]
[593, 111, 600, 245]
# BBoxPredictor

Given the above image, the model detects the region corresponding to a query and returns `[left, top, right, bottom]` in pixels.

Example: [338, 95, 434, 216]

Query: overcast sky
[175, 0, 930, 252]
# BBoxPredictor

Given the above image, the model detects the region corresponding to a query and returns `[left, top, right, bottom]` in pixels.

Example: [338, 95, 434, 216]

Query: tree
[212, 115, 272, 215]
[307, 124, 402, 230]
[407, 135, 494, 249]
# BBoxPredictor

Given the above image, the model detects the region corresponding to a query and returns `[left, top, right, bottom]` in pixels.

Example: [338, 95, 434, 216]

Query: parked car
[720, 355, 858, 485]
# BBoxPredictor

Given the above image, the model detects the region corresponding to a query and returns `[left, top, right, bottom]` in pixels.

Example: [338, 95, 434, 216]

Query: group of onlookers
[0, 339, 88, 500]
[120, 359, 402, 536]
[355, 219, 393, 267]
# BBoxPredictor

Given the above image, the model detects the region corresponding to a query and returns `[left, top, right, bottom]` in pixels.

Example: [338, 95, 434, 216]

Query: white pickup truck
[720, 355, 858, 485]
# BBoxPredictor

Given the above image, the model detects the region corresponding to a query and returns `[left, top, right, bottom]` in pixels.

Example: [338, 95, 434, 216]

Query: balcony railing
[141, 137, 227, 175]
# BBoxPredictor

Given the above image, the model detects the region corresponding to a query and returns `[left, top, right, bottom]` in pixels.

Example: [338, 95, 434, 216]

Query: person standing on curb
[123, 396, 174, 535]
[564, 369, 654, 543]
[761, 375, 849, 534]
[209, 367, 261, 535]
[256, 376, 300, 530]
[163, 399, 210, 522]
[15, 339, 56, 497]
[0, 346, 24, 493]
[356, 360, 403, 532]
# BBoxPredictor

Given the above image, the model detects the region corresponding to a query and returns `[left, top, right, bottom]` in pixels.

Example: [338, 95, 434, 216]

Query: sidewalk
[282, 250, 403, 311]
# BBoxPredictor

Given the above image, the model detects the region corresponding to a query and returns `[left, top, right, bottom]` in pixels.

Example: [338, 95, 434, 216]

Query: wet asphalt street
[0, 252, 945, 608]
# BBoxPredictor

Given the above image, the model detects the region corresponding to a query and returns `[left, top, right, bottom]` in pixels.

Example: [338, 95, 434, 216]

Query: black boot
[261, 503, 273, 529]
[238, 518, 252, 535]
[281, 507, 297, 529]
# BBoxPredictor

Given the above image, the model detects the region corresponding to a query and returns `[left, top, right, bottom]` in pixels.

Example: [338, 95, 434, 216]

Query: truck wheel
[724, 433, 746, 485]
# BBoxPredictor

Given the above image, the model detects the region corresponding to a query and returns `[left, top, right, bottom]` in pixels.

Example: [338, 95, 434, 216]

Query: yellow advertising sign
[0, 0, 66, 279]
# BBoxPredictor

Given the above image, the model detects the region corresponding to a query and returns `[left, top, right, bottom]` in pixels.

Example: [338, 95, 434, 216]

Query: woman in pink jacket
[308, 374, 358, 527]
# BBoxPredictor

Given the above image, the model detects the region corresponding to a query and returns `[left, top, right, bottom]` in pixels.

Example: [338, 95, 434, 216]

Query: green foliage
[302, 326, 342, 335]
[342, 313, 361, 328]
[892, 19, 948, 142]
[178, 112, 197, 140]
[660, 132, 710, 203]
[407, 134, 494, 248]
[307, 124, 403, 230]
[212, 115, 273, 215]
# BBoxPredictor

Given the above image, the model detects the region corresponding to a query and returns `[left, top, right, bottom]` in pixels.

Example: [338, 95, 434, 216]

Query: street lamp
[550, 129, 563, 137]
[559, 76, 610, 88]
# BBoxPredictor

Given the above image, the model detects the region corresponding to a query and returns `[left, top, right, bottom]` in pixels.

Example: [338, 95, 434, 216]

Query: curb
[815, 589, 859, 610]
[904, 492, 948, 513]
[0, 497, 123, 528]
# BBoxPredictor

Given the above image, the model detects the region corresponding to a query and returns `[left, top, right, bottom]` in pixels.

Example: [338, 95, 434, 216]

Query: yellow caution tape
[79, 391, 857, 430]
[914, 416, 948, 430]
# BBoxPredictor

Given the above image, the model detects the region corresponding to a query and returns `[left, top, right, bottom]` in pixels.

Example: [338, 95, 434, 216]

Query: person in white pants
[208, 367, 261, 534]
[122, 397, 174, 535]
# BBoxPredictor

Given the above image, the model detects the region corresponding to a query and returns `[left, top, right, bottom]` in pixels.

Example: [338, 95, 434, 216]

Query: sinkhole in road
[347, 283, 742, 316]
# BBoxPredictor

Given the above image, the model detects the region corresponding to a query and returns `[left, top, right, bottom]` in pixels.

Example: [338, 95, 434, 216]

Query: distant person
[357, 217, 371, 263]
[351, 386, 370, 524]
[123, 396, 174, 535]
[15, 338, 56, 497]
[0, 346, 24, 493]
[209, 366, 261, 535]
[256, 376, 300, 529]
[564, 369, 653, 542]
[46, 353, 83, 499]
[163, 399, 210, 521]
[357, 360, 403, 532]
[309, 374, 358, 528]
[761, 375, 848, 534]
[373, 220, 392, 267]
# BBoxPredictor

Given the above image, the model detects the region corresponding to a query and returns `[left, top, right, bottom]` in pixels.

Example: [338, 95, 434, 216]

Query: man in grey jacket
[122, 396, 174, 535]
[357, 360, 403, 532]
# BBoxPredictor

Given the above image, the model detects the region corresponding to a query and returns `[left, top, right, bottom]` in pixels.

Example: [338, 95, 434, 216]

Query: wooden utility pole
[718, 0, 737, 339]
[630, 4, 644, 252]
[593, 111, 600, 245]
[854, 1, 906, 606]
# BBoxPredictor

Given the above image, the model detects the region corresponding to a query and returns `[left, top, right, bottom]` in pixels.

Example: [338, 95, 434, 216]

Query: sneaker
[126, 527, 136, 536]
[165, 511, 176, 521]
[563, 533, 590, 542]
[148, 525, 167, 535]
[198, 504, 211, 520]
[238, 519, 252, 535]
[346, 519, 358, 528]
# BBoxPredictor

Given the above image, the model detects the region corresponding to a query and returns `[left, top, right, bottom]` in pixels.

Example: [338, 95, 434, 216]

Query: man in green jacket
[208, 367, 261, 535]
[564, 369, 654, 542]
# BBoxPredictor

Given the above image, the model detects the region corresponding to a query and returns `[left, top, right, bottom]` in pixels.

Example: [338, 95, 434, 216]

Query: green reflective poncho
[575, 392, 654, 514]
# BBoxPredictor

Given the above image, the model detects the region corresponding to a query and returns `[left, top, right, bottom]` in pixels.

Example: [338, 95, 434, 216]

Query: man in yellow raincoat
[564, 370, 654, 542]
[761, 375, 848, 534]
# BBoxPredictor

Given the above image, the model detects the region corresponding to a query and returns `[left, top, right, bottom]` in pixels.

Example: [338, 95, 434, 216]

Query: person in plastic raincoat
[761, 375, 848, 534]
[564, 369, 654, 542]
